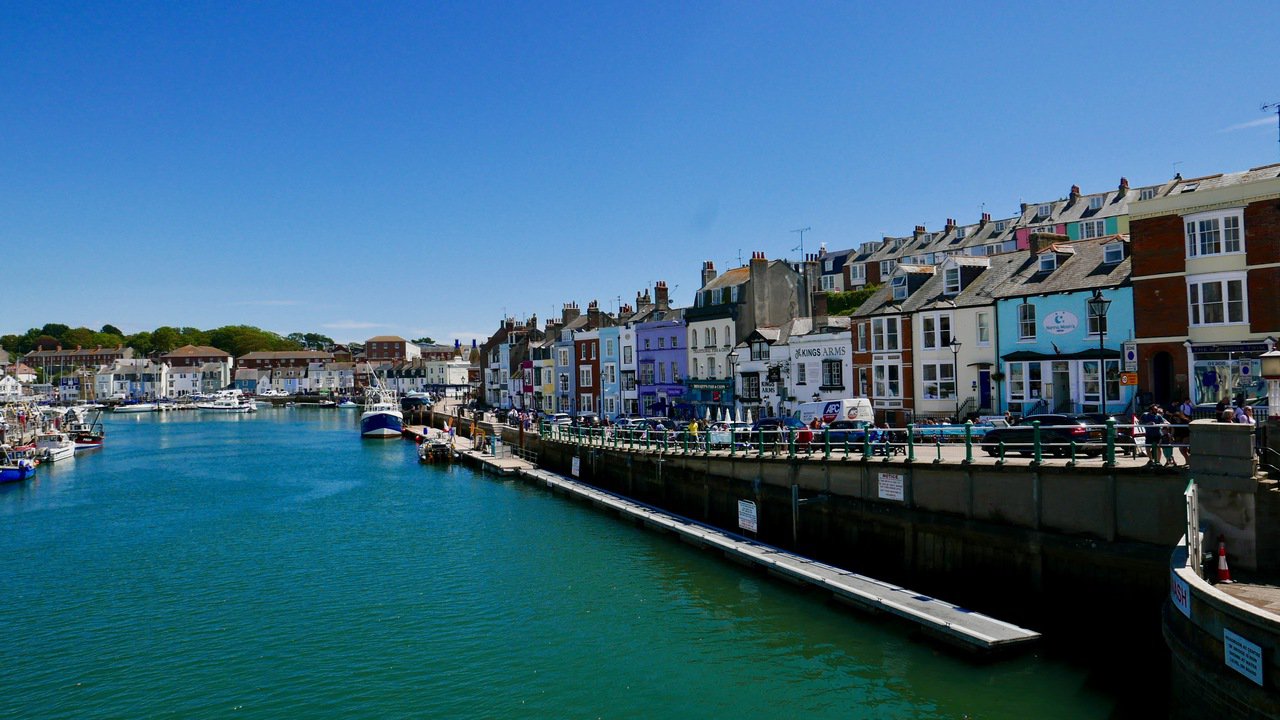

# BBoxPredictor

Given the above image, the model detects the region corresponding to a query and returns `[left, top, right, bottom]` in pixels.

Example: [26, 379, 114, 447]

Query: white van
[793, 398, 874, 426]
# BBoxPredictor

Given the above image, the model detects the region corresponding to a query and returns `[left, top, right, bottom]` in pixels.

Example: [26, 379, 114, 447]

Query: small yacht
[196, 390, 258, 413]
[114, 400, 160, 413]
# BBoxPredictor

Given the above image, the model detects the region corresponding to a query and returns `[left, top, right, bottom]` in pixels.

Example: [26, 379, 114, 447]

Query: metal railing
[538, 418, 1207, 468]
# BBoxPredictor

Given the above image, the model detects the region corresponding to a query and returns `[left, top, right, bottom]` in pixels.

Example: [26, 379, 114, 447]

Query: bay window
[1187, 273, 1247, 326]
[1185, 209, 1243, 258]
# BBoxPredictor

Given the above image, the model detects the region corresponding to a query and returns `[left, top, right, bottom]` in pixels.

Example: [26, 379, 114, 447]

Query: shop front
[683, 379, 732, 420]
[1186, 341, 1274, 406]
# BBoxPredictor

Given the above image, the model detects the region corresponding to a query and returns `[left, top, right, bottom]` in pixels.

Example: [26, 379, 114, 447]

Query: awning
[966, 361, 994, 368]
[1001, 348, 1121, 361]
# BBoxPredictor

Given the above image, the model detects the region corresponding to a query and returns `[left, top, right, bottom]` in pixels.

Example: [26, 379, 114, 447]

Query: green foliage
[100, 324, 123, 336]
[828, 285, 882, 316]
[411, 336, 436, 345]
[1, 322, 316, 358]
[206, 325, 300, 358]
[287, 332, 334, 349]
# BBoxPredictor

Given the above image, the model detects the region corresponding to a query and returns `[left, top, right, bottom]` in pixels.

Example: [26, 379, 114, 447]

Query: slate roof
[993, 235, 1131, 300]
[701, 266, 751, 290]
[162, 345, 231, 358]
[1165, 163, 1280, 194]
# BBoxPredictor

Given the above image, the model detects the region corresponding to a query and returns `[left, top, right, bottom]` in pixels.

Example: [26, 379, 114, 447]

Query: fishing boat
[35, 431, 76, 463]
[359, 385, 403, 438]
[196, 389, 258, 413]
[418, 436, 454, 463]
[0, 445, 37, 483]
[64, 408, 106, 450]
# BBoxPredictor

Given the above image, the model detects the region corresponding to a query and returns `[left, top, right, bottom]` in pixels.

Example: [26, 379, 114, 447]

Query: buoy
[1217, 535, 1233, 583]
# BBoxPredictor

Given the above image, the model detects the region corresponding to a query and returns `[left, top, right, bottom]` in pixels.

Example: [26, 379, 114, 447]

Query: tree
[829, 285, 882, 316]
[33, 334, 60, 351]
[150, 327, 182, 354]
[411, 336, 436, 345]
[61, 327, 99, 348]
[40, 323, 71, 340]
[100, 324, 123, 336]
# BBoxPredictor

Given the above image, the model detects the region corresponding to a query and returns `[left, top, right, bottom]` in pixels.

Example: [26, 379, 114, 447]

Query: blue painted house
[993, 234, 1137, 417]
[636, 312, 686, 418]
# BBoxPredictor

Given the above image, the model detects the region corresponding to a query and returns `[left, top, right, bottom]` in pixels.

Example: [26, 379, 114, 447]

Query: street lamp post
[949, 336, 962, 421]
[727, 349, 739, 420]
[1087, 289, 1113, 415]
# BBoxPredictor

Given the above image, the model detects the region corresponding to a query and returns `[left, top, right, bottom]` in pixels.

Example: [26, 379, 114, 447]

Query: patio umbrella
[733, 407, 740, 423]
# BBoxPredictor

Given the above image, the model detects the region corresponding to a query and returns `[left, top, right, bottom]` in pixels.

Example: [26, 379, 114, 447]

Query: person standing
[1139, 405, 1168, 467]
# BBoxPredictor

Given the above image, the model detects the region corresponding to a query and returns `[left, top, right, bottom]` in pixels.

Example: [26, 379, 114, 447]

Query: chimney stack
[701, 260, 717, 287]
[587, 300, 601, 326]
[561, 302, 581, 325]
[914, 225, 926, 234]
[945, 218, 956, 231]
[1118, 177, 1129, 198]
[979, 212, 991, 226]
[812, 292, 829, 321]
[1069, 184, 1081, 203]
[654, 281, 670, 311]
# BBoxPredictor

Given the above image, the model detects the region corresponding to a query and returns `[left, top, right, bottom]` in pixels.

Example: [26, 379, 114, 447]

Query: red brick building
[1130, 165, 1280, 407]
[237, 350, 334, 370]
[160, 345, 232, 368]
[23, 344, 134, 370]
[574, 331, 600, 416]
[363, 336, 421, 363]
[851, 265, 933, 425]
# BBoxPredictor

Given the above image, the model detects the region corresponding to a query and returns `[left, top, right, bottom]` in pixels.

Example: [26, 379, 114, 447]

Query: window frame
[1186, 272, 1248, 327]
[1184, 208, 1244, 259]
[1103, 243, 1123, 264]
[1017, 303, 1037, 341]
[1079, 218, 1106, 239]
[871, 317, 900, 352]
[943, 267, 961, 295]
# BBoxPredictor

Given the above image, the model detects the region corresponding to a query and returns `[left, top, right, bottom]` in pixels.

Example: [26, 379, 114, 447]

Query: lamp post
[727, 349, 739, 420]
[949, 336, 962, 421]
[1261, 349, 1280, 421]
[1087, 289, 1112, 415]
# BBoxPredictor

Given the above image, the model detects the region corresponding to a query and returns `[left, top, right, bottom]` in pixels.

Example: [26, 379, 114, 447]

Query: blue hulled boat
[359, 387, 403, 438]
[0, 445, 37, 483]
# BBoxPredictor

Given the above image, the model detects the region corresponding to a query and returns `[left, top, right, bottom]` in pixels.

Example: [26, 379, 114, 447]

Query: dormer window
[891, 275, 907, 301]
[824, 259, 834, 272]
[1139, 187, 1157, 201]
[1038, 254, 1058, 272]
[994, 221, 1006, 232]
[1089, 196, 1104, 210]
[1037, 204, 1052, 218]
[954, 227, 966, 239]
[1103, 243, 1124, 264]
[943, 267, 961, 295]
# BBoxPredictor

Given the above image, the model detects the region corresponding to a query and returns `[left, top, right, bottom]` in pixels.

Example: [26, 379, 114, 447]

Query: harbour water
[1, 409, 1120, 718]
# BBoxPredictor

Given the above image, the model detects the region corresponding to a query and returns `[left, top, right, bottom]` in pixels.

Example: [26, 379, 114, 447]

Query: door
[978, 369, 992, 411]
[1052, 361, 1072, 413]
[1152, 352, 1173, 406]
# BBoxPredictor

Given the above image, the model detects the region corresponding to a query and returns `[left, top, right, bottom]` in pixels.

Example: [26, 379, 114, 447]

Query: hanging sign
[1120, 373, 1139, 386]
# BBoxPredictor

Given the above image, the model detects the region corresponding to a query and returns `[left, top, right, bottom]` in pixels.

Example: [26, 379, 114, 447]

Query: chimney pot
[1070, 184, 1081, 197]
[1120, 177, 1129, 188]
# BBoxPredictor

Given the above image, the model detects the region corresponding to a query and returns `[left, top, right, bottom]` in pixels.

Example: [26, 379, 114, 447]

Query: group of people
[1138, 396, 1258, 468]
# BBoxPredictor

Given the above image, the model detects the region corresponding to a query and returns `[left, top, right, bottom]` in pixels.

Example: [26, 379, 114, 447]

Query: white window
[1139, 187, 1157, 201]
[921, 312, 952, 350]
[1187, 273, 1247, 326]
[821, 275, 836, 291]
[711, 327, 718, 347]
[1184, 209, 1244, 258]
[604, 397, 616, 414]
[1018, 304, 1036, 340]
[1034, 225, 1057, 235]
[849, 264, 865, 282]
[871, 317, 900, 351]
[605, 339, 615, 357]
[690, 331, 697, 349]
[623, 346, 632, 364]
[1103, 243, 1124, 264]
[671, 335, 678, 348]
[1079, 219, 1106, 239]
[579, 394, 593, 412]
[955, 227, 966, 239]
[578, 367, 592, 387]
[857, 323, 867, 352]
[723, 326, 731, 347]
[880, 260, 894, 276]
[712, 288, 723, 304]
[750, 340, 769, 361]
[872, 360, 901, 399]
[658, 362, 666, 383]
[657, 337, 665, 349]
[892, 276, 907, 301]
[976, 312, 991, 346]
[1037, 204, 1052, 218]
[922, 363, 956, 399]
[604, 364, 616, 384]
[1089, 196, 1104, 210]
[994, 221, 1006, 232]
[985, 243, 1003, 256]
[1038, 254, 1057, 272]
[943, 267, 961, 295]
[704, 328, 711, 347]
[824, 259, 834, 272]
[795, 362, 806, 385]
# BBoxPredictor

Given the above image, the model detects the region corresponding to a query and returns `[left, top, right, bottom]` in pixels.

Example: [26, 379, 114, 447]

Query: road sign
[1123, 341, 1137, 371]
[1120, 372, 1139, 386]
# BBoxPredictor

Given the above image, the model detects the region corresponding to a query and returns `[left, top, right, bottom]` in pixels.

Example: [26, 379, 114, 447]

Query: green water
[1, 409, 1119, 718]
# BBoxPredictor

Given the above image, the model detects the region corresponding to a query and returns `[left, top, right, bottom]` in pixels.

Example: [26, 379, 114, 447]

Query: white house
[0, 375, 22, 402]
[95, 359, 170, 400]
[787, 318, 854, 407]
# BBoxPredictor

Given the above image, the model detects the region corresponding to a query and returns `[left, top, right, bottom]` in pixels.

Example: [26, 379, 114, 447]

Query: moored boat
[360, 387, 403, 438]
[35, 431, 76, 463]
[64, 408, 106, 451]
[418, 436, 454, 463]
[113, 401, 160, 413]
[0, 445, 37, 483]
[196, 390, 258, 413]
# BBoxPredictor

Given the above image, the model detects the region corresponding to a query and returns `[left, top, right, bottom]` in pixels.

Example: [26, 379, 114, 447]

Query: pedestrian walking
[1139, 405, 1168, 467]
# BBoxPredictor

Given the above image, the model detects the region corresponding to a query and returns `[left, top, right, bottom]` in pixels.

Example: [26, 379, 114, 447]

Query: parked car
[819, 419, 871, 445]
[979, 414, 1106, 458]
[1082, 413, 1144, 455]
[749, 417, 814, 450]
[548, 413, 573, 426]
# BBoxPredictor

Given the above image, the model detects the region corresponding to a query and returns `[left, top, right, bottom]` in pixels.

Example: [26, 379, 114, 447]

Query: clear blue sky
[4, 1, 1278, 344]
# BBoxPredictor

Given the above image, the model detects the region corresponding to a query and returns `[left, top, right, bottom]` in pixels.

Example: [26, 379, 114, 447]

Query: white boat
[35, 431, 76, 463]
[360, 386, 403, 438]
[114, 402, 160, 413]
[338, 400, 359, 408]
[196, 390, 258, 413]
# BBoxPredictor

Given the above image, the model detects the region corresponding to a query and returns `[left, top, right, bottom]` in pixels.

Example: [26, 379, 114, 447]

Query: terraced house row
[480, 163, 1279, 424]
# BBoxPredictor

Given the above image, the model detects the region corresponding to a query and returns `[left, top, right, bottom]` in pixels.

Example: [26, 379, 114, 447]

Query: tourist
[1138, 405, 1168, 467]
[1233, 403, 1249, 424]
[1241, 406, 1256, 426]
[1177, 396, 1193, 419]
[1169, 408, 1190, 465]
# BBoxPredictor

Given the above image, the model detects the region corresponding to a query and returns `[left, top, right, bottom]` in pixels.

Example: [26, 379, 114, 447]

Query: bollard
[906, 423, 916, 462]
[758, 429, 765, 458]
[997, 440, 1006, 466]
[843, 435, 850, 459]
[963, 421, 973, 464]
[863, 432, 871, 459]
[1068, 439, 1077, 468]
[933, 438, 942, 464]
[788, 428, 796, 458]
[1105, 418, 1117, 468]
[683, 432, 689, 455]
[824, 429, 831, 460]
[1031, 420, 1042, 466]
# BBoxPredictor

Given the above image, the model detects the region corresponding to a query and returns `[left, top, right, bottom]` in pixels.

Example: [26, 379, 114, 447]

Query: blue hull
[0, 466, 36, 483]
[360, 411, 403, 438]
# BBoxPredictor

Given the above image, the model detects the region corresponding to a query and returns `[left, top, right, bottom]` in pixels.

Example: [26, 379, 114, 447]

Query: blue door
[979, 370, 992, 411]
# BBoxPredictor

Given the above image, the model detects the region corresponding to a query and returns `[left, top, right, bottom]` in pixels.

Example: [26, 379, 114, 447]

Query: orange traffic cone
[1217, 535, 1233, 583]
